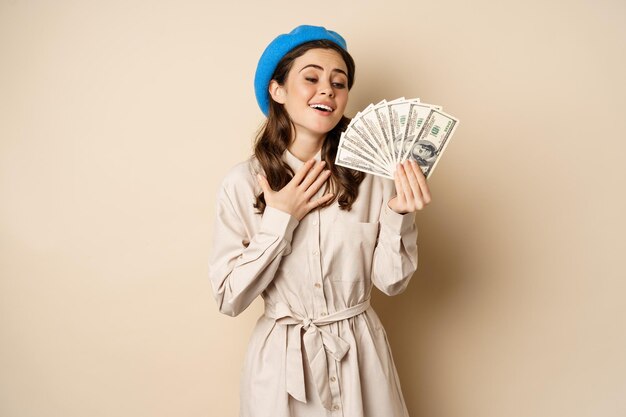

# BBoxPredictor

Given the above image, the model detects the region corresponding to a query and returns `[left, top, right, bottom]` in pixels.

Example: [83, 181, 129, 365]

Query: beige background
[1, 0, 625, 416]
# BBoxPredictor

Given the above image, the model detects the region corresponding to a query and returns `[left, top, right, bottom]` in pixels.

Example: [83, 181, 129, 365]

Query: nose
[319, 80, 334, 97]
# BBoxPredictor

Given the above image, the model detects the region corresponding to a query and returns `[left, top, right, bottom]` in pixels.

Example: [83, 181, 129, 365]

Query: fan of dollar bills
[335, 97, 459, 179]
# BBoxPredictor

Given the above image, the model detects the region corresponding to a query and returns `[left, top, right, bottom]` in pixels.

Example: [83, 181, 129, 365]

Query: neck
[288, 130, 326, 162]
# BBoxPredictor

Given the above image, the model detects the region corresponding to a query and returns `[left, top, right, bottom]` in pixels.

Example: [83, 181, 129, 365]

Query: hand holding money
[388, 159, 432, 214]
[335, 97, 459, 180]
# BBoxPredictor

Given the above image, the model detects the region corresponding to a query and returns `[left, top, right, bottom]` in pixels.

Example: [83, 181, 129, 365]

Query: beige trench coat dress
[209, 147, 419, 417]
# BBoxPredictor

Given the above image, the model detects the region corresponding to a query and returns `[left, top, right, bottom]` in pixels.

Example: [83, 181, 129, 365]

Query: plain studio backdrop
[1, 1, 625, 416]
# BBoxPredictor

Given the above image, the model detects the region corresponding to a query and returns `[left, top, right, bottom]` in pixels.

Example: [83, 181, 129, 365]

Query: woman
[208, 24, 431, 417]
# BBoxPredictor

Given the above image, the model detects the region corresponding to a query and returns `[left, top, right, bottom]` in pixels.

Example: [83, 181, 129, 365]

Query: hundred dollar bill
[398, 103, 436, 166]
[348, 100, 385, 126]
[338, 134, 390, 174]
[400, 108, 459, 178]
[340, 128, 391, 172]
[350, 117, 393, 169]
[374, 102, 395, 168]
[388, 100, 412, 166]
[370, 97, 410, 166]
[335, 145, 394, 179]
[357, 105, 395, 167]
[346, 103, 375, 145]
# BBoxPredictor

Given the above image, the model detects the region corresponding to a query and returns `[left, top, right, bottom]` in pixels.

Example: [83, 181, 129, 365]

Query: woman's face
[271, 48, 349, 140]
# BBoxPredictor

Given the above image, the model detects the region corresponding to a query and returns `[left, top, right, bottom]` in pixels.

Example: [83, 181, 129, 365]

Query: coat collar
[282, 147, 322, 171]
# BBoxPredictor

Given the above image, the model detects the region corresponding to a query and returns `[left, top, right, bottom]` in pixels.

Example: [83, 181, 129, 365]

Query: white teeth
[310, 104, 333, 112]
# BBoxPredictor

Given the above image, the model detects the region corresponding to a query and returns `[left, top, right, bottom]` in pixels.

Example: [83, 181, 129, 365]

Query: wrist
[266, 203, 296, 219]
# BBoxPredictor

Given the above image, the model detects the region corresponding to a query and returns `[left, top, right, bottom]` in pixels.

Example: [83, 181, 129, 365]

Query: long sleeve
[371, 186, 419, 296]
[208, 179, 300, 316]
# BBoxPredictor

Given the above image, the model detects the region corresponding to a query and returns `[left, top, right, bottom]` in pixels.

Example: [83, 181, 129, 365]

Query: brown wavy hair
[252, 40, 365, 214]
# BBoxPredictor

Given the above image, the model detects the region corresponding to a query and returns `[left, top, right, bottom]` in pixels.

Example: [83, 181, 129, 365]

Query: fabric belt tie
[264, 298, 371, 410]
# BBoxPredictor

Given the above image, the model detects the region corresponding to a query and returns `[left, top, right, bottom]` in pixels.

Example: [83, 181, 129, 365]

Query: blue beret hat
[254, 25, 348, 117]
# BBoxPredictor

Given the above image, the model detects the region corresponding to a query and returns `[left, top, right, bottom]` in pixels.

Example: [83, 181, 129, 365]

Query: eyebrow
[298, 64, 347, 77]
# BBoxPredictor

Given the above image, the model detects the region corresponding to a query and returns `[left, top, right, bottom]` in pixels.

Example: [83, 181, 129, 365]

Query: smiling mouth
[309, 104, 334, 113]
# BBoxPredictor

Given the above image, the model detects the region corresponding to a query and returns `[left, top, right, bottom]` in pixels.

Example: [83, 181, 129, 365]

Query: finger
[303, 169, 331, 199]
[397, 163, 414, 205]
[393, 165, 406, 205]
[404, 160, 424, 209]
[291, 159, 317, 186]
[299, 160, 326, 189]
[308, 192, 334, 210]
[410, 159, 431, 204]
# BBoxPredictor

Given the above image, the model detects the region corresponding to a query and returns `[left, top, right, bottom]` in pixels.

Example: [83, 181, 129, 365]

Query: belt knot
[263, 299, 371, 411]
[301, 317, 313, 330]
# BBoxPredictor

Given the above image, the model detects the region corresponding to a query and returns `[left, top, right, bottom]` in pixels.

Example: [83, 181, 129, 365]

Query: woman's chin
[299, 125, 337, 138]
